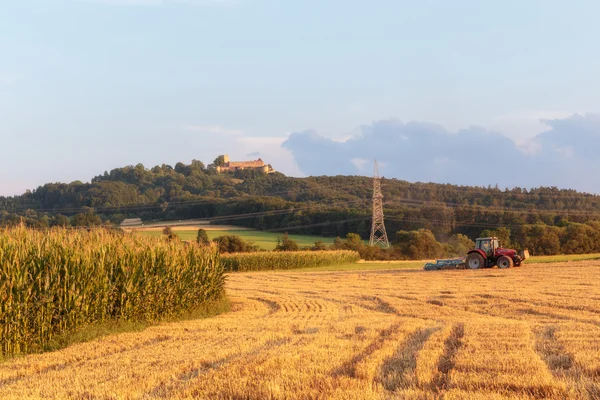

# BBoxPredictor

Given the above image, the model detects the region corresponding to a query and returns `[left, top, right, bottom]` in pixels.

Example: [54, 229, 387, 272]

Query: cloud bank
[283, 114, 600, 193]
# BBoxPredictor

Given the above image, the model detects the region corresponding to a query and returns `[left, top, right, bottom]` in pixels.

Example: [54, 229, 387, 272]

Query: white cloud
[514, 138, 542, 155]
[331, 135, 354, 143]
[491, 110, 574, 140]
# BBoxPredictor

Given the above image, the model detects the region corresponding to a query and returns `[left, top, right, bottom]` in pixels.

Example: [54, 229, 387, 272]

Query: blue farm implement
[423, 257, 466, 271]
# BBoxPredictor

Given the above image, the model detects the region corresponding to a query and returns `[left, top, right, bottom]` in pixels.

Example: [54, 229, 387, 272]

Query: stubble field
[2, 261, 600, 399]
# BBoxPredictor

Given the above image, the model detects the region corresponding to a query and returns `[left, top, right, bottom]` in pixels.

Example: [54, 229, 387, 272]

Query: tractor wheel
[497, 256, 514, 269]
[466, 253, 484, 269]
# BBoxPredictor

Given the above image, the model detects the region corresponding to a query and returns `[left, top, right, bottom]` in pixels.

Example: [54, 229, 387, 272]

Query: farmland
[2, 261, 600, 399]
[135, 227, 336, 250]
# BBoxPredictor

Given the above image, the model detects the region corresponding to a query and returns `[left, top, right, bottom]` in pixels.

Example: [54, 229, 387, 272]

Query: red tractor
[465, 237, 528, 269]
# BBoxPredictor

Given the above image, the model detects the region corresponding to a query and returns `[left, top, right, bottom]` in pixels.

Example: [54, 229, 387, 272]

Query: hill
[2, 159, 600, 255]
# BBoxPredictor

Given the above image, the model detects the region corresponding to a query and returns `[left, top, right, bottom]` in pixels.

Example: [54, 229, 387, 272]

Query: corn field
[221, 250, 360, 272]
[0, 226, 225, 357]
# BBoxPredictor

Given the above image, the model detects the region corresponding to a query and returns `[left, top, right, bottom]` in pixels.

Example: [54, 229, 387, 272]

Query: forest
[2, 158, 600, 256]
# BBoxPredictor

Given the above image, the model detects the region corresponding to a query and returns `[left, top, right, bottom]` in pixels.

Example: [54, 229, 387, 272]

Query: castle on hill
[215, 155, 275, 174]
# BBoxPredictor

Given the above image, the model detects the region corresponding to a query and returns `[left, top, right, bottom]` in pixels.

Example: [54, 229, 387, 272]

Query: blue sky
[2, 0, 600, 195]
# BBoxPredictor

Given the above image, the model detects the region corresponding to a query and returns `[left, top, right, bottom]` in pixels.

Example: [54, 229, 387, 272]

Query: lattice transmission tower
[369, 160, 390, 248]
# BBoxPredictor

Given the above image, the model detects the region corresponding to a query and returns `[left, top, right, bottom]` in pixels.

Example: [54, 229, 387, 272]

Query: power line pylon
[370, 160, 390, 248]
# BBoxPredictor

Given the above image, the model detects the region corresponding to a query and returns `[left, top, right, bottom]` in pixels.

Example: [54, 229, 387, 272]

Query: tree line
[2, 158, 600, 256]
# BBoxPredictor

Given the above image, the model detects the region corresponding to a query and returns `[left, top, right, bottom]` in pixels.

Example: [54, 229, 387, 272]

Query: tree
[446, 234, 475, 257]
[174, 162, 190, 176]
[533, 225, 562, 255]
[395, 229, 443, 259]
[562, 223, 596, 254]
[331, 237, 344, 249]
[190, 159, 205, 173]
[311, 241, 328, 251]
[71, 213, 102, 227]
[480, 228, 512, 249]
[213, 155, 226, 167]
[275, 233, 299, 251]
[196, 229, 210, 246]
[341, 233, 365, 251]
[162, 226, 178, 240]
[51, 214, 70, 227]
[213, 235, 259, 253]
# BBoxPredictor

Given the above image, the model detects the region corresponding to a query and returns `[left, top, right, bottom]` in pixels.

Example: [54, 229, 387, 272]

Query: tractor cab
[466, 236, 527, 269]
[475, 237, 499, 257]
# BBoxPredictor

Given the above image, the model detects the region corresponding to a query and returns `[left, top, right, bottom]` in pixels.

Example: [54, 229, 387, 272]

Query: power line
[266, 217, 371, 233]
[385, 216, 525, 230]
[203, 199, 365, 224]
[379, 179, 600, 200]
[384, 198, 600, 218]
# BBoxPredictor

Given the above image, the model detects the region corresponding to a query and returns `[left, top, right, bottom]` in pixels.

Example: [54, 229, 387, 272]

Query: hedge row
[220, 250, 360, 272]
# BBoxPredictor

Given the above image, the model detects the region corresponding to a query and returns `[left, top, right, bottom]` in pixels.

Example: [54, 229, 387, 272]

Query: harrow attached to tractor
[423, 257, 466, 271]
[424, 236, 529, 271]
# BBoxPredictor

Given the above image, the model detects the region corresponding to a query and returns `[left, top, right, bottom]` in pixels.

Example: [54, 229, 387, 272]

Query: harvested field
[2, 261, 600, 399]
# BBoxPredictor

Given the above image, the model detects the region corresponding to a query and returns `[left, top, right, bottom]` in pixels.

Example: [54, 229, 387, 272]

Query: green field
[522, 253, 600, 263]
[138, 229, 335, 250]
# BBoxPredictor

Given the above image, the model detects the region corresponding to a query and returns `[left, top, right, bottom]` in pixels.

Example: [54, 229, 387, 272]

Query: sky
[2, 0, 600, 195]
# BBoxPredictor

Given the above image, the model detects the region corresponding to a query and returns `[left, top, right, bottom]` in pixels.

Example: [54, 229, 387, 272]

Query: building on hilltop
[215, 155, 275, 174]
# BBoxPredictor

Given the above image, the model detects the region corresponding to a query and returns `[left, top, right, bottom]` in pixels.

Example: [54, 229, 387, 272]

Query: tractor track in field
[533, 325, 600, 398]
[432, 323, 464, 392]
[533, 325, 575, 375]
[248, 296, 281, 315]
[332, 322, 404, 378]
[0, 335, 232, 389]
[378, 326, 440, 392]
[469, 294, 600, 328]
[476, 293, 600, 317]
[145, 337, 293, 398]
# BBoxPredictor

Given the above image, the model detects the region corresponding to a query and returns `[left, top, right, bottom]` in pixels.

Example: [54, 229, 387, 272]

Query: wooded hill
[2, 159, 600, 255]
